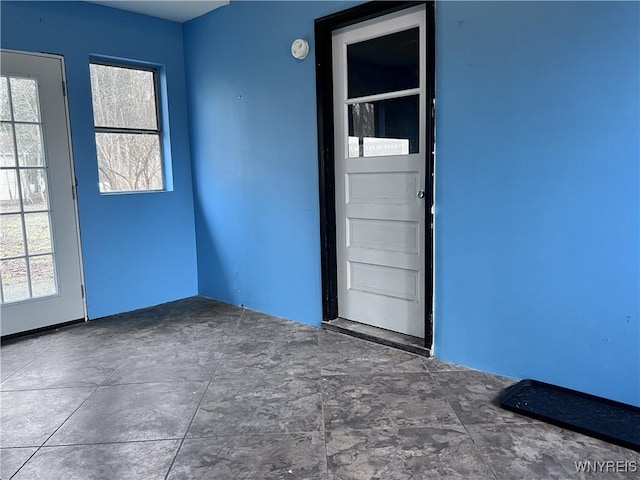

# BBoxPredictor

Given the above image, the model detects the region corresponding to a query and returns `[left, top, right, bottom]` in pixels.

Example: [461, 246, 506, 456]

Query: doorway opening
[315, 1, 435, 354]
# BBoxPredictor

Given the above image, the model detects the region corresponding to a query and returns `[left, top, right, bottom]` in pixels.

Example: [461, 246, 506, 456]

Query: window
[89, 62, 164, 193]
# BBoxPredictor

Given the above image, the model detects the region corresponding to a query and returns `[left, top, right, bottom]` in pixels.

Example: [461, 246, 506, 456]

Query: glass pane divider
[0, 254, 29, 262]
[9, 87, 34, 299]
[5, 76, 15, 124]
[1, 167, 48, 170]
[1, 210, 50, 216]
[95, 127, 161, 135]
[3, 121, 43, 126]
[0, 253, 54, 264]
[345, 87, 420, 106]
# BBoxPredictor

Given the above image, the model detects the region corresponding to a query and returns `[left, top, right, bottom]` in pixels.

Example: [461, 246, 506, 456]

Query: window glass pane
[90, 64, 158, 130]
[20, 169, 49, 212]
[347, 28, 419, 99]
[15, 124, 44, 167]
[1, 257, 29, 302]
[30, 254, 56, 298]
[25, 212, 52, 255]
[96, 133, 162, 192]
[0, 122, 16, 167]
[0, 170, 20, 213]
[0, 77, 10, 121]
[348, 95, 419, 157]
[9, 77, 40, 123]
[0, 214, 25, 258]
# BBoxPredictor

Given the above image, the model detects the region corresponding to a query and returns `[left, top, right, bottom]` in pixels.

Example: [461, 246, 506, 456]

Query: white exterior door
[0, 50, 85, 336]
[333, 6, 427, 338]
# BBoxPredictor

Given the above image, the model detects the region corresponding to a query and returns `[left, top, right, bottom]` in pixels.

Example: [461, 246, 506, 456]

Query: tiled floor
[1, 296, 637, 479]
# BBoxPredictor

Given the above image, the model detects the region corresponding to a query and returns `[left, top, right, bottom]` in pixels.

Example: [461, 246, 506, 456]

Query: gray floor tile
[167, 433, 326, 480]
[230, 314, 319, 344]
[47, 381, 207, 445]
[176, 297, 244, 320]
[49, 320, 160, 350]
[1, 344, 135, 390]
[12, 440, 180, 480]
[216, 338, 320, 377]
[4, 296, 627, 480]
[0, 336, 56, 381]
[326, 426, 496, 480]
[0, 387, 94, 447]
[103, 344, 224, 385]
[319, 331, 427, 375]
[144, 317, 240, 346]
[188, 374, 323, 436]
[1, 349, 36, 383]
[466, 422, 640, 480]
[0, 448, 37, 479]
[322, 373, 460, 432]
[422, 357, 474, 372]
[431, 370, 534, 426]
[107, 302, 176, 324]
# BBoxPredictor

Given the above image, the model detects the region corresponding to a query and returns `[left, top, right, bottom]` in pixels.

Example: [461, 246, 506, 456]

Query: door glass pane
[0, 77, 10, 121]
[0, 214, 25, 258]
[0, 122, 16, 166]
[1, 257, 29, 302]
[348, 28, 419, 99]
[15, 124, 44, 166]
[20, 169, 49, 211]
[25, 212, 52, 255]
[0, 170, 20, 213]
[10, 77, 40, 123]
[348, 95, 419, 157]
[30, 254, 56, 298]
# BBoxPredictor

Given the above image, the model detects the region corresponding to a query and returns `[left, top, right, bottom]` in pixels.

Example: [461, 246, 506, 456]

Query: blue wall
[184, 1, 358, 324]
[185, 0, 639, 406]
[0, 1, 198, 318]
[2, 0, 637, 406]
[434, 1, 640, 406]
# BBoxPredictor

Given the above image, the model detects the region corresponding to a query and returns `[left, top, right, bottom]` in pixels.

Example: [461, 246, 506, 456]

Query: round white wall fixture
[291, 39, 309, 60]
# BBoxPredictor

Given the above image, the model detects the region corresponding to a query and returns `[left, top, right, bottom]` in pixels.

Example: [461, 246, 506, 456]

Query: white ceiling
[86, 1, 229, 23]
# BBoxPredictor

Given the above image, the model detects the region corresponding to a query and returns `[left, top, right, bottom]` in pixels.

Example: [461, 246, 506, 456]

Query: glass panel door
[0, 50, 85, 336]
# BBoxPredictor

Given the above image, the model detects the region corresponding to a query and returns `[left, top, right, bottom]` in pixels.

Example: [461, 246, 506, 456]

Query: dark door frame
[314, 1, 435, 348]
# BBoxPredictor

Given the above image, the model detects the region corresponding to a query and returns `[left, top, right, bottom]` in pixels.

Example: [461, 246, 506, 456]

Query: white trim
[345, 88, 421, 105]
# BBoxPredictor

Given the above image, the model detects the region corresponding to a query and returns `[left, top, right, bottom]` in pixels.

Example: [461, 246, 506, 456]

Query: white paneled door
[333, 6, 427, 338]
[0, 50, 85, 336]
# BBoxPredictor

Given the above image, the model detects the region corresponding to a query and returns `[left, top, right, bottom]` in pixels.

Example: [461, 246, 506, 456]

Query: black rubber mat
[500, 379, 640, 452]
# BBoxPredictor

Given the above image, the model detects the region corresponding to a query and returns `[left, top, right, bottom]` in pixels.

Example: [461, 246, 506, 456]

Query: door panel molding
[314, 1, 435, 347]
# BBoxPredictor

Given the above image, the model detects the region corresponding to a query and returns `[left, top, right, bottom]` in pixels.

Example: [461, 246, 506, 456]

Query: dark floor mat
[499, 379, 640, 452]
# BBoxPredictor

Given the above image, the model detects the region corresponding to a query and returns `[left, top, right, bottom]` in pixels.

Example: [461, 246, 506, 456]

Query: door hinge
[431, 98, 435, 119]
[62, 81, 67, 97]
[81, 284, 85, 298]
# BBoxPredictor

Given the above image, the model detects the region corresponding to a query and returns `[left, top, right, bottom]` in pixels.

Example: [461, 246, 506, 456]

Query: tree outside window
[89, 63, 164, 193]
